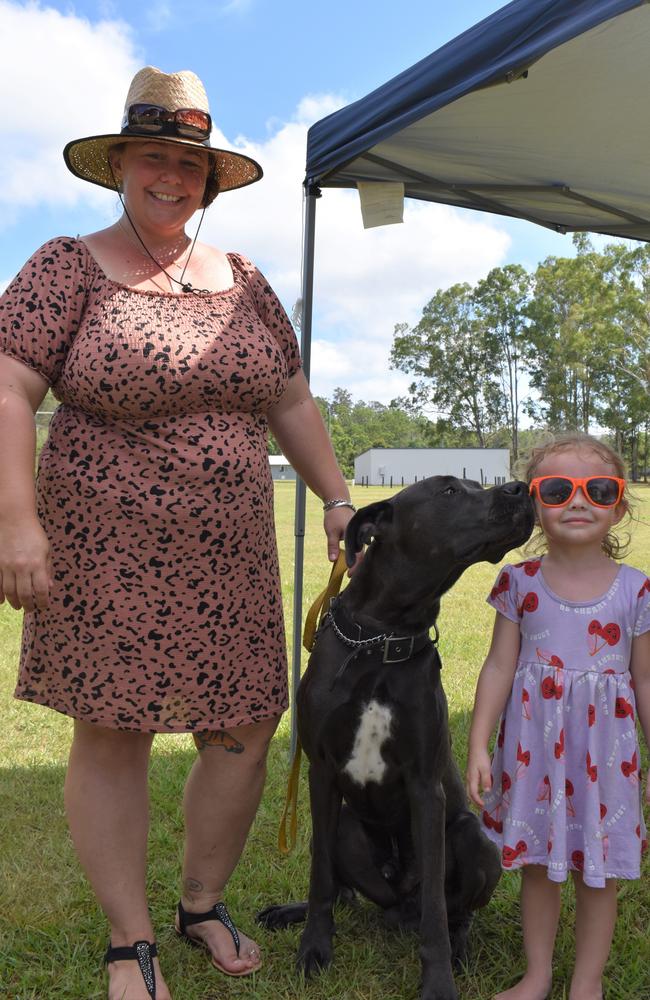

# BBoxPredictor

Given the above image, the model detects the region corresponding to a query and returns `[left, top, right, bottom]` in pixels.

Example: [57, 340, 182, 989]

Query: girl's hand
[466, 746, 493, 809]
[0, 517, 52, 612]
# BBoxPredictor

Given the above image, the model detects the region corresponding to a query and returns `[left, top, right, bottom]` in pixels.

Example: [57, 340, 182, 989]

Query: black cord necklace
[110, 162, 209, 294]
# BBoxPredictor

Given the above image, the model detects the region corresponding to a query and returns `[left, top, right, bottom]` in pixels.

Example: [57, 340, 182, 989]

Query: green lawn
[1, 483, 649, 999]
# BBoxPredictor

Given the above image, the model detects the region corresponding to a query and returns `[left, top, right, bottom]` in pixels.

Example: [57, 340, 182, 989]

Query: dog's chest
[343, 700, 393, 786]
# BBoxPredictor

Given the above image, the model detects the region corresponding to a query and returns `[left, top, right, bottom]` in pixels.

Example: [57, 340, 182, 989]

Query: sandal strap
[105, 940, 157, 999]
[177, 899, 240, 956]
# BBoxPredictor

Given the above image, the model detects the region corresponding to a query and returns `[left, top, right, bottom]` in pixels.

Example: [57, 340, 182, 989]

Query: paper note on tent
[357, 181, 405, 228]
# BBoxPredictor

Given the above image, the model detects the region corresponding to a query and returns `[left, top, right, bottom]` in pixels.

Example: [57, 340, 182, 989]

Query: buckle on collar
[383, 635, 415, 663]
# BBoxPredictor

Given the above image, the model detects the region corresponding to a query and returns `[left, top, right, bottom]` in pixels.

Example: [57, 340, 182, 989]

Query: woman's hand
[0, 516, 52, 611]
[323, 505, 355, 563]
[466, 745, 492, 809]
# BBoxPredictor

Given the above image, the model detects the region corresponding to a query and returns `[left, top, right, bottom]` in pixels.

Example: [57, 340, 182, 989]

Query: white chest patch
[343, 700, 393, 786]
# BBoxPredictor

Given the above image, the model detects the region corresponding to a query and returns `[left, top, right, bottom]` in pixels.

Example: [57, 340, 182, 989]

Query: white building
[269, 454, 297, 481]
[354, 448, 511, 487]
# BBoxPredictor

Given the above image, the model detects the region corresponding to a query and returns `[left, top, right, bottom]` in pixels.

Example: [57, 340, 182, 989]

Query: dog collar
[326, 597, 437, 666]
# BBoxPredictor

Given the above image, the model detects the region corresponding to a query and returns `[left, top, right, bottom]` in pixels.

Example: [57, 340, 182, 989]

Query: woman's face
[110, 140, 210, 236]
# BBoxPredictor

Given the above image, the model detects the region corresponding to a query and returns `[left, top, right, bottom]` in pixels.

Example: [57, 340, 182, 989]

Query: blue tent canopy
[305, 0, 650, 239]
[289, 0, 650, 751]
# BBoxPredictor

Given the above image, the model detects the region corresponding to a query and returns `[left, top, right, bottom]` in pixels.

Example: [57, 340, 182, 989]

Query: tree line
[390, 235, 649, 479]
[268, 237, 649, 480]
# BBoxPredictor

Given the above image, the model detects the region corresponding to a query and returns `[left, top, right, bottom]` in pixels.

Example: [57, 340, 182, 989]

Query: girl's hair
[519, 432, 631, 559]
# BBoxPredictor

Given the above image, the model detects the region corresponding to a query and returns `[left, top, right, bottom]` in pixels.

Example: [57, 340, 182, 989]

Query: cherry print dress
[0, 237, 301, 732]
[482, 559, 650, 887]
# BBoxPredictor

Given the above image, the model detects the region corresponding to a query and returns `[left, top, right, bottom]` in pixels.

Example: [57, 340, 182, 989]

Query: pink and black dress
[482, 559, 650, 887]
[0, 237, 301, 733]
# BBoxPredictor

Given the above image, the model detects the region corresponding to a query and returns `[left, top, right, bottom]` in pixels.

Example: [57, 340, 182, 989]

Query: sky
[1, 0, 589, 405]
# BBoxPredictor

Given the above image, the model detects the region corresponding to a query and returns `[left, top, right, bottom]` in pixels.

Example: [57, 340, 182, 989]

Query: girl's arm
[267, 369, 352, 562]
[630, 630, 650, 804]
[466, 611, 521, 808]
[0, 355, 51, 611]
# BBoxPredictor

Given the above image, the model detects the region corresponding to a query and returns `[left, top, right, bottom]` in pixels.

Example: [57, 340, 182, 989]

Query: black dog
[259, 476, 534, 1000]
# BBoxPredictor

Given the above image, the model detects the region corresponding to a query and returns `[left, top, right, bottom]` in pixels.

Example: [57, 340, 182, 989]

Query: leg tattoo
[193, 731, 245, 754]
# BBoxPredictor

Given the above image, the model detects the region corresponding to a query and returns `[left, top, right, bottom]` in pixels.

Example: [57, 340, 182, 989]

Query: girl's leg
[568, 875, 617, 1000]
[177, 715, 280, 974]
[495, 865, 560, 1000]
[64, 720, 171, 1000]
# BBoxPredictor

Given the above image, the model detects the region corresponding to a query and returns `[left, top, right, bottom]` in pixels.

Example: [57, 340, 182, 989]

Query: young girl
[466, 433, 650, 1000]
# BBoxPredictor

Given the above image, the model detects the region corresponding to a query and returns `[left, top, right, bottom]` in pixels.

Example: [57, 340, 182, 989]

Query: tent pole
[290, 184, 319, 759]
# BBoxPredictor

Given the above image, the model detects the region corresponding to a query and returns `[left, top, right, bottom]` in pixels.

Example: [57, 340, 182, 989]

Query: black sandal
[176, 899, 260, 977]
[105, 939, 157, 999]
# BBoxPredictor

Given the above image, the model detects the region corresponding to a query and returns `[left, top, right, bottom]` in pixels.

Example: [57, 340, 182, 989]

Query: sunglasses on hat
[529, 476, 625, 509]
[122, 104, 212, 141]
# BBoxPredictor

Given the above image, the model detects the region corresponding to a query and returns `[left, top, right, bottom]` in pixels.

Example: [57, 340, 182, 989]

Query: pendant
[181, 282, 193, 293]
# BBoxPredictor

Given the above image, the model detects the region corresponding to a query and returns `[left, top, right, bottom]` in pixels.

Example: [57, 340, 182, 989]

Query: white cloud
[0, 0, 140, 214]
[2, 3, 512, 404]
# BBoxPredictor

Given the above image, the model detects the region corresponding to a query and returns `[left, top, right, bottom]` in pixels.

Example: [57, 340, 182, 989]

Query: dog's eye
[441, 485, 459, 495]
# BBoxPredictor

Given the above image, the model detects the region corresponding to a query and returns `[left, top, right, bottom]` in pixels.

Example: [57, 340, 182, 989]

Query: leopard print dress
[0, 237, 300, 732]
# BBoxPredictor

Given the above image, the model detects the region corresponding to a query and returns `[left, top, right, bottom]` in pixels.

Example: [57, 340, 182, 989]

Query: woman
[0, 67, 354, 999]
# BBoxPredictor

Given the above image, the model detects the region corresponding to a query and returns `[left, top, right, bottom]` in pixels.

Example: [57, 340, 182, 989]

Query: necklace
[118, 219, 193, 292]
[118, 208, 208, 293]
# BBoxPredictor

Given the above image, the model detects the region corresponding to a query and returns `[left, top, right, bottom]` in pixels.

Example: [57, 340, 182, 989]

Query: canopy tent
[289, 0, 650, 748]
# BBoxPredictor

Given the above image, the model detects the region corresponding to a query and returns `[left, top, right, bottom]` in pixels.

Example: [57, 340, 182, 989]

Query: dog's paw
[421, 967, 458, 1000]
[256, 902, 308, 930]
[296, 938, 333, 977]
[422, 986, 458, 1000]
[448, 915, 472, 971]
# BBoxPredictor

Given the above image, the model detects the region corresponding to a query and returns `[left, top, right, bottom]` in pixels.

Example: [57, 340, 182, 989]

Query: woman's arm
[267, 370, 352, 561]
[630, 630, 650, 804]
[0, 355, 51, 611]
[466, 611, 521, 808]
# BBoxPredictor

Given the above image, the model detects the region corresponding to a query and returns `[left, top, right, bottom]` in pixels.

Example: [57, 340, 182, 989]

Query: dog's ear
[344, 500, 393, 567]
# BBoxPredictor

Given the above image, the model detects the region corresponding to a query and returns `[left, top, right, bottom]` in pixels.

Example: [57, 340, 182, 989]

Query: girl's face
[531, 447, 626, 553]
[110, 140, 210, 237]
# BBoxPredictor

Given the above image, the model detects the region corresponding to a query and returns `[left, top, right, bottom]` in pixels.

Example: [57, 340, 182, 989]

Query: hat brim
[63, 133, 263, 194]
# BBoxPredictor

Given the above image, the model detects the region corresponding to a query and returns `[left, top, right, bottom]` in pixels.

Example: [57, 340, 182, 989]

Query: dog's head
[344, 477, 534, 616]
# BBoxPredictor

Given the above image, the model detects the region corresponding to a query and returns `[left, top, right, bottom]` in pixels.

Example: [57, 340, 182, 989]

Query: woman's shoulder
[26, 235, 89, 266]
[5, 237, 93, 294]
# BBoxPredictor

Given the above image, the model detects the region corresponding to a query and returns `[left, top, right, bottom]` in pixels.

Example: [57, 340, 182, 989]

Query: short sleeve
[0, 237, 89, 385]
[634, 576, 650, 637]
[486, 563, 520, 623]
[228, 252, 302, 377]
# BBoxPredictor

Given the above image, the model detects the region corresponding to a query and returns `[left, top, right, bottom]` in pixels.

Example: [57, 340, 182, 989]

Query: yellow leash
[278, 550, 348, 854]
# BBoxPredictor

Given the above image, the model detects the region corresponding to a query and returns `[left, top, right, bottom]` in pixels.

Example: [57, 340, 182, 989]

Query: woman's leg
[568, 875, 616, 1000]
[494, 865, 560, 1000]
[64, 720, 171, 999]
[177, 715, 281, 974]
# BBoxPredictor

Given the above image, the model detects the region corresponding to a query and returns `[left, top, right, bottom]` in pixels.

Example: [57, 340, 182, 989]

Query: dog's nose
[501, 481, 527, 496]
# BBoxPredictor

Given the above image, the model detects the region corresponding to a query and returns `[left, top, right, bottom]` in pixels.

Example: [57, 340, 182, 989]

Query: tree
[390, 283, 505, 446]
[525, 242, 618, 432]
[474, 265, 531, 463]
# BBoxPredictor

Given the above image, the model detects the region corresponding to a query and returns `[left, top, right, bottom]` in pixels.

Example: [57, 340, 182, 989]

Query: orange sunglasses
[529, 475, 625, 509]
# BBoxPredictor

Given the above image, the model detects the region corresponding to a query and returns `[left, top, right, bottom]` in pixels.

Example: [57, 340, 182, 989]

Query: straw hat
[63, 66, 262, 201]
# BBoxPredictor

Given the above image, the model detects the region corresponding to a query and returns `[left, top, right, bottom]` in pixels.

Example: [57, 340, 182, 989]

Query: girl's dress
[482, 559, 650, 887]
[0, 238, 301, 733]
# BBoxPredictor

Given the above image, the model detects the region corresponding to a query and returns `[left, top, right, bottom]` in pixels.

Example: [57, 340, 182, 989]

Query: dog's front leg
[296, 760, 342, 977]
[409, 775, 457, 1000]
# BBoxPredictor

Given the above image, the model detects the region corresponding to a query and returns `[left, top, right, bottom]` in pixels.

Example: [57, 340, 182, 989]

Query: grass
[1, 482, 649, 999]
